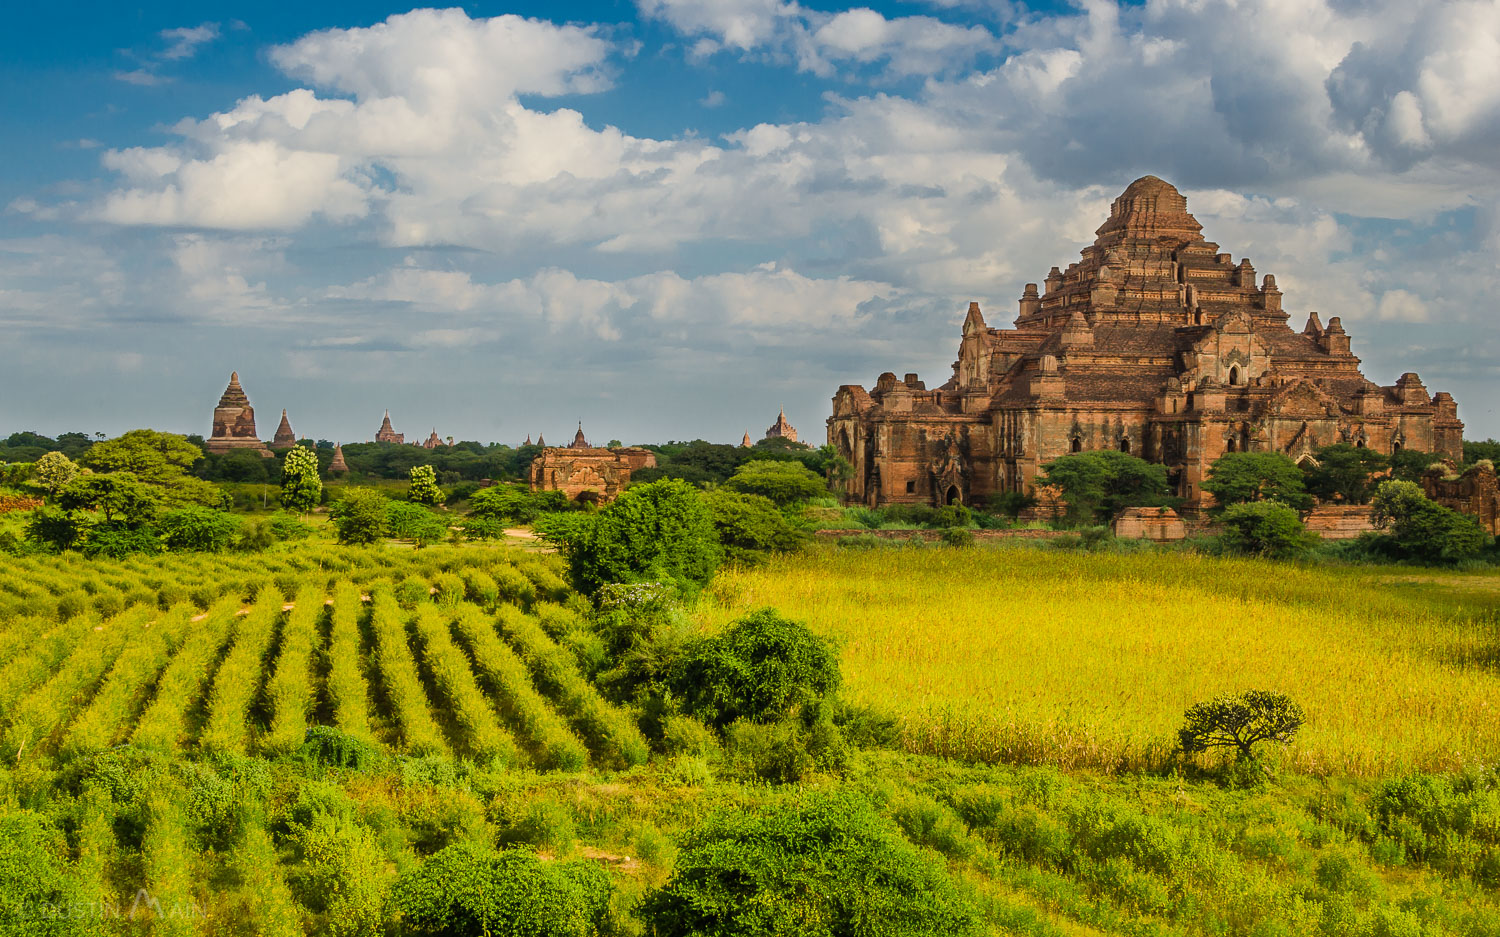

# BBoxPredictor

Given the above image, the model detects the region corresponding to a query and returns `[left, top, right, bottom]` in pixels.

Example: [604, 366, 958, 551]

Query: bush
[80, 523, 161, 559]
[641, 791, 981, 937]
[542, 479, 720, 597]
[1203, 452, 1313, 511]
[1370, 480, 1488, 563]
[673, 608, 840, 730]
[267, 511, 314, 541]
[724, 715, 849, 783]
[703, 489, 808, 564]
[1303, 443, 1388, 504]
[1038, 451, 1173, 524]
[158, 506, 242, 552]
[385, 501, 446, 547]
[298, 726, 380, 772]
[331, 488, 387, 545]
[408, 464, 443, 506]
[1178, 690, 1305, 762]
[722, 459, 827, 506]
[388, 841, 611, 937]
[941, 527, 975, 548]
[1218, 501, 1315, 558]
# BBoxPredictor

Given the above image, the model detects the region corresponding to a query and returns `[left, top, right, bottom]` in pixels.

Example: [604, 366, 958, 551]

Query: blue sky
[2, 0, 1497, 445]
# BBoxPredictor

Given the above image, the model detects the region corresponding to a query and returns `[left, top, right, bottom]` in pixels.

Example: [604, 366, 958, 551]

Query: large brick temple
[829, 176, 1464, 507]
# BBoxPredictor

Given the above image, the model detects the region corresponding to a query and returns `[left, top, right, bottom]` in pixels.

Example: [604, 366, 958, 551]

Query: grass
[699, 544, 1500, 776]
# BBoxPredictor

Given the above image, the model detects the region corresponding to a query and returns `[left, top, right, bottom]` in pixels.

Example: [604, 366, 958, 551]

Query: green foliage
[941, 527, 976, 547]
[408, 464, 443, 506]
[468, 484, 539, 524]
[57, 472, 161, 527]
[280, 446, 323, 514]
[32, 451, 79, 496]
[23, 506, 86, 552]
[1203, 452, 1313, 510]
[703, 489, 808, 564]
[267, 511, 313, 541]
[80, 523, 162, 559]
[674, 608, 840, 730]
[1218, 501, 1316, 558]
[544, 479, 720, 597]
[385, 501, 446, 547]
[158, 506, 242, 552]
[1388, 448, 1444, 482]
[298, 726, 379, 771]
[389, 842, 611, 937]
[1179, 690, 1306, 762]
[1369, 480, 1488, 563]
[1303, 443, 1388, 504]
[722, 459, 827, 506]
[0, 812, 88, 937]
[1463, 438, 1500, 465]
[642, 791, 981, 937]
[82, 428, 223, 507]
[330, 488, 387, 545]
[724, 715, 850, 783]
[1038, 451, 1172, 523]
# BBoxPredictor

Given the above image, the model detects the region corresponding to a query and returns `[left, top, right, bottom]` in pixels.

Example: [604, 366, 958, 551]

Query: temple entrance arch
[945, 485, 961, 506]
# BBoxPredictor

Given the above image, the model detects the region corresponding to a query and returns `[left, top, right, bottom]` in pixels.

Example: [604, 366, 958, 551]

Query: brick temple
[829, 176, 1464, 507]
[528, 424, 656, 503]
[205, 372, 272, 457]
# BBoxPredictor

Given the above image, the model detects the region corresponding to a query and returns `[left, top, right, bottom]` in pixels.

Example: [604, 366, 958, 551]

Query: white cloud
[160, 23, 220, 61]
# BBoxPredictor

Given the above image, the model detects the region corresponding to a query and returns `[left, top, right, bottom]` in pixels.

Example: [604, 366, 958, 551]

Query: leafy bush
[1038, 451, 1172, 524]
[1370, 480, 1488, 563]
[158, 506, 242, 552]
[0, 812, 87, 937]
[81, 523, 162, 559]
[267, 511, 314, 541]
[331, 488, 387, 545]
[542, 479, 720, 597]
[1218, 501, 1316, 558]
[388, 842, 611, 937]
[673, 608, 840, 730]
[724, 715, 849, 783]
[1178, 690, 1305, 762]
[386, 501, 447, 547]
[703, 489, 808, 563]
[280, 446, 322, 514]
[941, 527, 975, 547]
[641, 791, 980, 937]
[298, 726, 380, 772]
[408, 464, 443, 506]
[1203, 452, 1313, 511]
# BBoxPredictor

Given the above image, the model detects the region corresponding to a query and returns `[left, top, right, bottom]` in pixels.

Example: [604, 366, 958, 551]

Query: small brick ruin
[1422, 461, 1499, 536]
[1111, 506, 1187, 541]
[527, 424, 657, 503]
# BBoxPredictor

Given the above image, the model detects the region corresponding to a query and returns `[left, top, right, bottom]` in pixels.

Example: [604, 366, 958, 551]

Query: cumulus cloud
[160, 23, 221, 61]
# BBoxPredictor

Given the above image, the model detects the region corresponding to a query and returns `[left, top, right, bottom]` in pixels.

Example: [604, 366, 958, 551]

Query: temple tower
[271, 409, 296, 450]
[205, 372, 271, 457]
[329, 443, 349, 475]
[375, 410, 404, 444]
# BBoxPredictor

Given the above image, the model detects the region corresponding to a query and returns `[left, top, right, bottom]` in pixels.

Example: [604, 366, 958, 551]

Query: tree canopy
[1202, 452, 1312, 511]
[1037, 450, 1173, 523]
[722, 459, 827, 506]
[1302, 444, 1387, 504]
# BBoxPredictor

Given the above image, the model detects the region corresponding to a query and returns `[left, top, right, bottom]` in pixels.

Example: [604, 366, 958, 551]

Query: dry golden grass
[698, 545, 1500, 775]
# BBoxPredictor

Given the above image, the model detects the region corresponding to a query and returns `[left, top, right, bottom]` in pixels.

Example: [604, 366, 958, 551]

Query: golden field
[699, 545, 1500, 775]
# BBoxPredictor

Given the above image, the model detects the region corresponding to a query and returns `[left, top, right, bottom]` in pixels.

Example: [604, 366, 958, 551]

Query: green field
[700, 547, 1500, 776]
[0, 541, 1498, 935]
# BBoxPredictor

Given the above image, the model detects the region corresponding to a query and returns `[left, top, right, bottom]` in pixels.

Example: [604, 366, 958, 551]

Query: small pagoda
[270, 409, 297, 450]
[329, 443, 349, 475]
[205, 372, 271, 457]
[764, 409, 798, 443]
[375, 410, 404, 444]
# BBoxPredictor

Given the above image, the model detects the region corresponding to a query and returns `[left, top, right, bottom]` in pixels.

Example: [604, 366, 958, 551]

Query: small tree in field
[330, 488, 387, 545]
[34, 451, 79, 496]
[279, 446, 322, 516]
[1218, 501, 1316, 558]
[1179, 690, 1305, 762]
[408, 464, 442, 506]
[1203, 452, 1311, 511]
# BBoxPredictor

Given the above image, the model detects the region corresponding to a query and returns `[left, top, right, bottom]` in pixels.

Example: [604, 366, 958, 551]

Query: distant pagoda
[422, 428, 443, 450]
[205, 372, 271, 457]
[765, 408, 798, 443]
[271, 409, 297, 450]
[329, 443, 349, 475]
[375, 410, 404, 444]
[569, 422, 590, 449]
[741, 431, 752, 447]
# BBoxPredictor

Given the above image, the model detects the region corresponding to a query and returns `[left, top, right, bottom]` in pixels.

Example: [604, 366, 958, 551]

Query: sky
[2, 0, 1498, 446]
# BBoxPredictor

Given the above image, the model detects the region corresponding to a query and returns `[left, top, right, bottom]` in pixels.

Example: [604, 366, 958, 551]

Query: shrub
[941, 527, 975, 548]
[158, 505, 242, 552]
[542, 479, 720, 598]
[408, 464, 443, 506]
[724, 715, 849, 783]
[1218, 501, 1315, 558]
[1303, 443, 1388, 504]
[267, 511, 314, 541]
[1203, 452, 1313, 511]
[388, 841, 611, 937]
[703, 489, 808, 564]
[1038, 451, 1173, 524]
[673, 608, 840, 730]
[641, 791, 980, 937]
[1178, 690, 1305, 762]
[385, 501, 446, 547]
[0, 812, 86, 937]
[722, 459, 826, 506]
[1370, 480, 1488, 563]
[331, 488, 387, 545]
[298, 726, 379, 772]
[80, 523, 162, 559]
[280, 446, 322, 514]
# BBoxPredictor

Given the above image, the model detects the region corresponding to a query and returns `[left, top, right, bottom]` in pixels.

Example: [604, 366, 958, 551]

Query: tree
[81, 429, 224, 507]
[1302, 443, 1387, 504]
[702, 490, 808, 564]
[1218, 501, 1316, 558]
[642, 791, 980, 937]
[385, 500, 447, 547]
[408, 464, 443, 506]
[23, 506, 86, 552]
[330, 488, 388, 545]
[673, 608, 840, 730]
[542, 479, 721, 597]
[469, 484, 541, 525]
[57, 473, 161, 528]
[1388, 448, 1443, 483]
[1370, 480, 1487, 563]
[1464, 439, 1500, 465]
[33, 451, 79, 496]
[1202, 452, 1312, 511]
[723, 459, 826, 506]
[158, 506, 243, 552]
[1178, 690, 1305, 762]
[1038, 450, 1172, 524]
[279, 446, 322, 515]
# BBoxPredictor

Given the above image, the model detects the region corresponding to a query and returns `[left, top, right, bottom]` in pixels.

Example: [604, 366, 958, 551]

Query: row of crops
[0, 546, 646, 772]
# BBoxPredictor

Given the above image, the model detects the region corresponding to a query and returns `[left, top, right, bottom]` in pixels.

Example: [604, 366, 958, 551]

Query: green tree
[279, 446, 322, 515]
[23, 506, 87, 552]
[1218, 501, 1315, 558]
[385, 500, 447, 547]
[541, 479, 720, 597]
[1179, 690, 1306, 762]
[1202, 452, 1312, 511]
[702, 490, 808, 564]
[469, 484, 541, 524]
[330, 488, 388, 545]
[82, 429, 224, 507]
[57, 473, 162, 528]
[1302, 443, 1388, 504]
[408, 464, 443, 506]
[33, 451, 79, 496]
[1038, 450, 1172, 523]
[1388, 448, 1443, 483]
[673, 608, 840, 730]
[1464, 439, 1500, 465]
[158, 506, 243, 552]
[723, 459, 826, 506]
[1370, 480, 1487, 563]
[642, 791, 980, 937]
